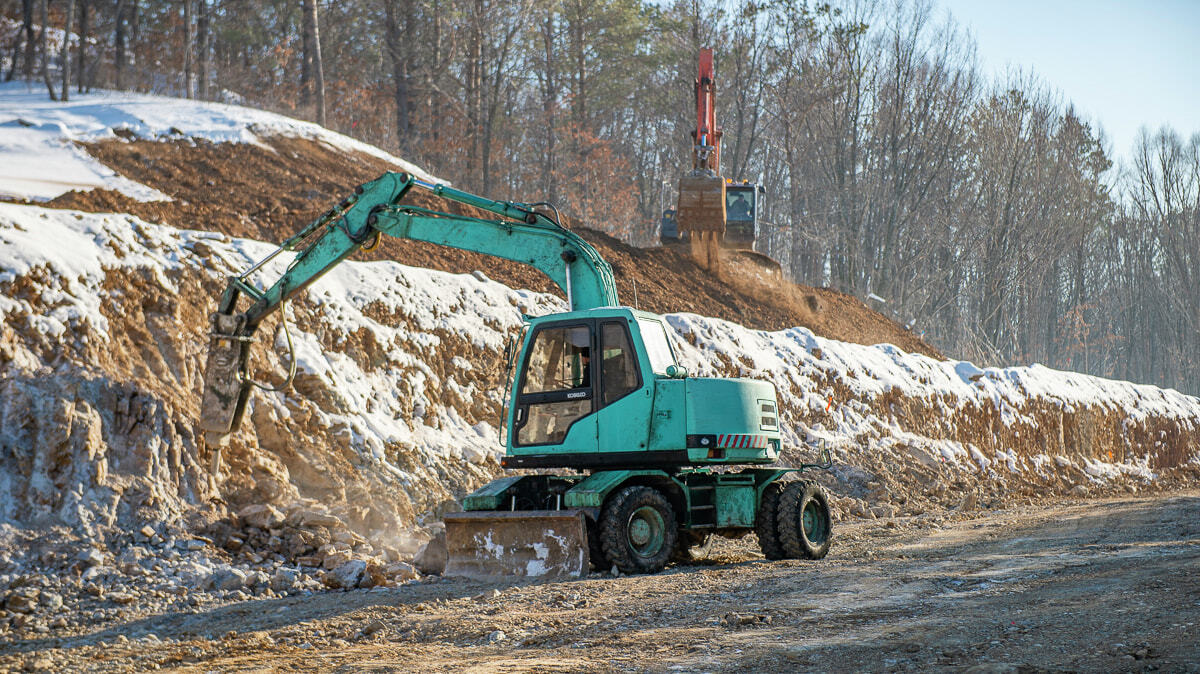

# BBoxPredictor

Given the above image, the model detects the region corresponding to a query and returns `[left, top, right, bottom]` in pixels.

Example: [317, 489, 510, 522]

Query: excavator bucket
[443, 510, 590, 580]
[676, 173, 727, 234]
[198, 312, 252, 444]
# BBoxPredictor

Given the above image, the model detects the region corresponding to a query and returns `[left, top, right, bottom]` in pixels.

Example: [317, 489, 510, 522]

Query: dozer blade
[676, 172, 727, 234]
[731, 249, 783, 276]
[443, 510, 589, 580]
[198, 312, 252, 444]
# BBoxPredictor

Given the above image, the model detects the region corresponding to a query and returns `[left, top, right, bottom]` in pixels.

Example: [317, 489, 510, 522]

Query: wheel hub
[803, 500, 828, 543]
[627, 506, 665, 556]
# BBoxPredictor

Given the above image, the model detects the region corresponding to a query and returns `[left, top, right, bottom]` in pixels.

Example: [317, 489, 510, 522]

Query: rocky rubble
[0, 509, 438, 645]
[201, 502, 429, 583]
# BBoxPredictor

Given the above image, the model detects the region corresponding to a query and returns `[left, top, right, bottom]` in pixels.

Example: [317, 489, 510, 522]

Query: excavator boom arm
[199, 172, 618, 440]
[693, 47, 720, 171]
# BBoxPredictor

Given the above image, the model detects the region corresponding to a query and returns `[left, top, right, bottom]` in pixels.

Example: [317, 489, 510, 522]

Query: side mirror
[665, 364, 688, 379]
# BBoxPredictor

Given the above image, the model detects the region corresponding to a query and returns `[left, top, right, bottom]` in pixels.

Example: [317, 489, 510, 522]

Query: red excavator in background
[670, 48, 773, 277]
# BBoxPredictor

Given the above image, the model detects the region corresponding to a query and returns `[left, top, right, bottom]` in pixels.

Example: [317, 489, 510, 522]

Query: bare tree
[197, 0, 211, 99]
[76, 0, 88, 93]
[39, 0, 56, 100]
[183, 0, 195, 98]
[4, 0, 36, 81]
[302, 0, 326, 126]
[383, 0, 413, 152]
[61, 0, 75, 101]
[114, 0, 126, 89]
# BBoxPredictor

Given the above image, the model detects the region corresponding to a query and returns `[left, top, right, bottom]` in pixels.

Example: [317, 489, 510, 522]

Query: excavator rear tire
[587, 520, 608, 571]
[600, 486, 678, 574]
[777, 480, 833, 560]
[755, 481, 788, 560]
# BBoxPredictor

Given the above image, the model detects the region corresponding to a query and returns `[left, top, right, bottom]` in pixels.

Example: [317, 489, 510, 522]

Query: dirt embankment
[43, 137, 938, 357]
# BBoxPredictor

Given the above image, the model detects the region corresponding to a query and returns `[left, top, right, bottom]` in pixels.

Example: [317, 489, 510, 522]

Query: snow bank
[667, 313, 1200, 432]
[667, 313, 1200, 501]
[0, 203, 551, 534]
[0, 81, 438, 201]
[1, 203, 1198, 537]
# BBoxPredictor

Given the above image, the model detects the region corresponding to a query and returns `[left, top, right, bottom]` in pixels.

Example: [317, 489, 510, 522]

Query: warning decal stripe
[716, 434, 770, 449]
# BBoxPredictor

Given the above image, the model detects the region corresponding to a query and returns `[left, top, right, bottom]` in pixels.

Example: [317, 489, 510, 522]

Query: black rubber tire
[777, 480, 833, 560]
[755, 481, 788, 560]
[599, 486, 678, 574]
[586, 519, 608, 571]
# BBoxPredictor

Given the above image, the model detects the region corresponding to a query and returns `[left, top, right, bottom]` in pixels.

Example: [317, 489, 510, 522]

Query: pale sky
[937, 0, 1200, 165]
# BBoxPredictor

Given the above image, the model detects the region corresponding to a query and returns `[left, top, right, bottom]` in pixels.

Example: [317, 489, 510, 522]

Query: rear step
[443, 510, 589, 580]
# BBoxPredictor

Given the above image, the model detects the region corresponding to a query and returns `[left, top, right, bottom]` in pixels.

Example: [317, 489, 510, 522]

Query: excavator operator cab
[506, 309, 667, 457]
[724, 182, 764, 249]
[503, 307, 781, 470]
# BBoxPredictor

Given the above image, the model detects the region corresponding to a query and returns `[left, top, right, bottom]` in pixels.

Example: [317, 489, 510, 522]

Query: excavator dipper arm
[199, 172, 618, 442]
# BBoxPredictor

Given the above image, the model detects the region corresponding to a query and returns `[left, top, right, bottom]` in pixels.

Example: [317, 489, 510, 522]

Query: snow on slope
[668, 315, 1200, 486]
[0, 81, 438, 201]
[0, 202, 553, 532]
[3, 202, 1199, 536]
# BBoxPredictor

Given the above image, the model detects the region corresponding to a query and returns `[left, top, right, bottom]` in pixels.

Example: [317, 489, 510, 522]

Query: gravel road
[3, 491, 1198, 672]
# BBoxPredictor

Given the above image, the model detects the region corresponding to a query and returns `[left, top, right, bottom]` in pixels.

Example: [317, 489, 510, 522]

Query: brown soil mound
[43, 136, 938, 357]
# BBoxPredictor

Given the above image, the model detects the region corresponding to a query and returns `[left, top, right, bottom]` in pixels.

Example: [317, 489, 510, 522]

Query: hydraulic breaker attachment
[198, 311, 253, 444]
[443, 510, 589, 580]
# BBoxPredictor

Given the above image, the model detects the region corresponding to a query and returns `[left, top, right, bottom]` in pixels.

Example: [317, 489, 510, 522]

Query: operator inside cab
[727, 190, 754, 220]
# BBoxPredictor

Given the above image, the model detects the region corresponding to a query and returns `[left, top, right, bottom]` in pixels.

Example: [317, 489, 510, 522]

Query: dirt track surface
[4, 492, 1197, 672]
[32, 137, 938, 357]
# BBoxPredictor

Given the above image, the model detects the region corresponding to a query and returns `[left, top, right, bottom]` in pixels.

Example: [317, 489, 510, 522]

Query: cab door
[511, 322, 598, 453]
[595, 319, 651, 454]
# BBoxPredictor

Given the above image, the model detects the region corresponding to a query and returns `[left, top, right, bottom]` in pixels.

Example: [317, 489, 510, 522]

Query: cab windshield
[726, 188, 755, 221]
[636, 319, 677, 374]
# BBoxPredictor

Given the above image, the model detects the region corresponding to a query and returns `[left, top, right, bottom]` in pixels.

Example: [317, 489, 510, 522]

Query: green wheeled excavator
[198, 172, 833, 577]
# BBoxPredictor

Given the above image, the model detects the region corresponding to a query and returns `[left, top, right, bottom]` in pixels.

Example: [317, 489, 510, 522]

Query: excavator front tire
[599, 486, 678, 574]
[777, 480, 833, 560]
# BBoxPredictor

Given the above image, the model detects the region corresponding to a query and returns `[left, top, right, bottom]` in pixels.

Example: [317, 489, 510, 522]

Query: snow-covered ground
[0, 82, 437, 201]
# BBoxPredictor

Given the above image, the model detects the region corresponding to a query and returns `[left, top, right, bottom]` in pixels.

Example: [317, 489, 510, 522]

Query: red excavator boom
[692, 48, 721, 172]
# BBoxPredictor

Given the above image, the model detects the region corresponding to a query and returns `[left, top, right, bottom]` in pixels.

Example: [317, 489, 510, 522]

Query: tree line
[2, 0, 1197, 395]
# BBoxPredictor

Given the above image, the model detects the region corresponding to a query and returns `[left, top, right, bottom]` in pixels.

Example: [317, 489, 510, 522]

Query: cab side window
[521, 325, 591, 393]
[600, 322, 640, 405]
[516, 325, 592, 446]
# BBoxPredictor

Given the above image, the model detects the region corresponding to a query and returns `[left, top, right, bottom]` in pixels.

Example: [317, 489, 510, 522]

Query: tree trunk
[128, 0, 139, 89]
[183, 0, 194, 98]
[4, 30, 17, 82]
[61, 0, 75, 101]
[302, 0, 325, 125]
[301, 0, 313, 105]
[39, 0, 56, 100]
[197, 0, 210, 99]
[5, 0, 34, 81]
[76, 0, 87, 92]
[383, 0, 411, 153]
[538, 10, 558, 203]
[114, 0, 125, 89]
